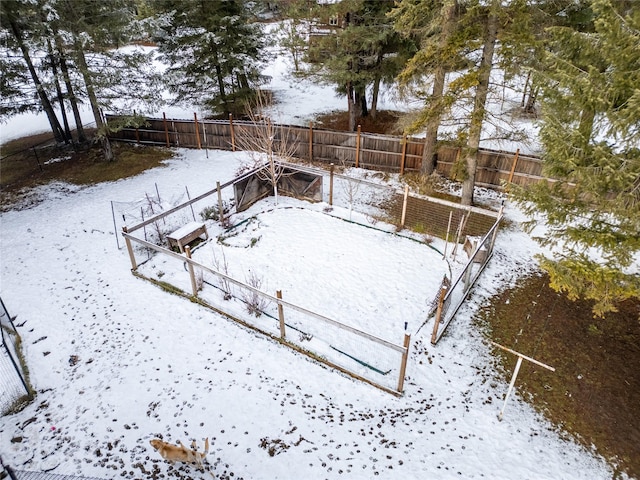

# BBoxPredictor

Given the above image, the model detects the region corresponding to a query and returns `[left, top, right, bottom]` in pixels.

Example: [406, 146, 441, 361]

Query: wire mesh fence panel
[131, 237, 406, 393]
[9, 470, 108, 480]
[0, 298, 30, 414]
[0, 347, 29, 415]
[276, 305, 406, 392]
[432, 214, 503, 344]
[117, 180, 240, 261]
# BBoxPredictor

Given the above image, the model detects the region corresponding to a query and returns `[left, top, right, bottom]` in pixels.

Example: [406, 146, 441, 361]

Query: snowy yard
[0, 27, 619, 479]
[0, 148, 615, 479]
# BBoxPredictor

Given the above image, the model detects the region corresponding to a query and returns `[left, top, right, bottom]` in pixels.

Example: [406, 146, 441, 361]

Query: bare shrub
[144, 193, 166, 245]
[212, 247, 233, 300]
[241, 270, 270, 317]
[340, 171, 361, 221]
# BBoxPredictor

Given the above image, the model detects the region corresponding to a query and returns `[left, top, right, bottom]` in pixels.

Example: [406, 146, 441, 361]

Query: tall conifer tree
[152, 0, 267, 116]
[513, 0, 640, 316]
[311, 0, 410, 131]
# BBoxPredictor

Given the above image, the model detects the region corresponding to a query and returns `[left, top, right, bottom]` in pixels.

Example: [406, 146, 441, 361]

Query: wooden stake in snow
[277, 290, 286, 339]
[400, 185, 409, 229]
[329, 163, 334, 206]
[443, 211, 453, 258]
[492, 341, 555, 421]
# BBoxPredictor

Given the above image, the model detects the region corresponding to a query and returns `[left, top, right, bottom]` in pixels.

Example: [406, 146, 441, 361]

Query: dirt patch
[477, 272, 640, 479]
[313, 110, 404, 135]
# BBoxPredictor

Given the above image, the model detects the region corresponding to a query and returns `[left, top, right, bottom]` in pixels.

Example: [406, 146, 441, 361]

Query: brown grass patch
[1, 134, 173, 209]
[478, 273, 640, 478]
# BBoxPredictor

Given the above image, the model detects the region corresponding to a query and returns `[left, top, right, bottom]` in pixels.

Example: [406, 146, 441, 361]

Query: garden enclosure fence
[0, 297, 32, 415]
[115, 160, 501, 394]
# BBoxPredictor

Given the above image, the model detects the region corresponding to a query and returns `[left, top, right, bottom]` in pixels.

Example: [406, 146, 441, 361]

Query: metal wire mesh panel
[0, 297, 30, 415]
[10, 470, 107, 480]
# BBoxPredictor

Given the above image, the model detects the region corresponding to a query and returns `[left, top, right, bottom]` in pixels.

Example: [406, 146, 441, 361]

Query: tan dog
[149, 437, 209, 468]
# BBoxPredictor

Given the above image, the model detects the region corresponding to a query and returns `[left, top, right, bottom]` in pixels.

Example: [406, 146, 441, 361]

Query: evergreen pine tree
[152, 0, 268, 116]
[391, 0, 463, 175]
[1, 0, 67, 142]
[48, 0, 162, 160]
[275, 0, 309, 74]
[512, 0, 640, 316]
[311, 0, 410, 131]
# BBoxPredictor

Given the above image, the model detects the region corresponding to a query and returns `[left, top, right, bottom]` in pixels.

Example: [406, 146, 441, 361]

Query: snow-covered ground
[0, 29, 616, 480]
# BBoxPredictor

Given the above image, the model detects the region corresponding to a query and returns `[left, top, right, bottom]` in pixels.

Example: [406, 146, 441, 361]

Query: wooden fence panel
[202, 121, 233, 150]
[404, 138, 424, 171]
[360, 133, 403, 171]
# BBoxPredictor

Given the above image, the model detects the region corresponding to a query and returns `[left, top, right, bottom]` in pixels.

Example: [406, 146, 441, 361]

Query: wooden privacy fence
[106, 114, 544, 190]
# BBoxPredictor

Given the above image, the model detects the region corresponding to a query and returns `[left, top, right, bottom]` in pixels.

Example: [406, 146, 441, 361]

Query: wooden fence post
[329, 163, 334, 206]
[122, 227, 137, 271]
[400, 185, 409, 229]
[194, 112, 202, 149]
[507, 148, 520, 186]
[162, 112, 170, 147]
[397, 333, 411, 393]
[400, 134, 407, 175]
[355, 125, 361, 168]
[185, 246, 198, 297]
[229, 113, 236, 151]
[309, 122, 314, 162]
[217, 181, 225, 226]
[134, 110, 140, 144]
[277, 290, 286, 339]
[431, 286, 447, 345]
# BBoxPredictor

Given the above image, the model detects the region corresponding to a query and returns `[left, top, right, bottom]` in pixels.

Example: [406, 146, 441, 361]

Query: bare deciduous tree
[235, 91, 300, 205]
